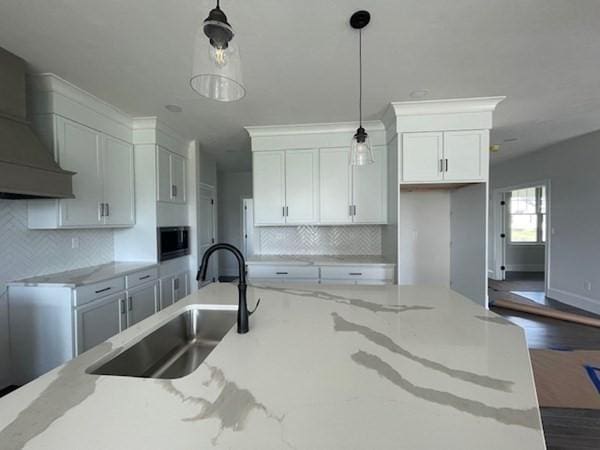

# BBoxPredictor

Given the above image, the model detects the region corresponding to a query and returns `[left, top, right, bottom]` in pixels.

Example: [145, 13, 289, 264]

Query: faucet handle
[248, 298, 261, 316]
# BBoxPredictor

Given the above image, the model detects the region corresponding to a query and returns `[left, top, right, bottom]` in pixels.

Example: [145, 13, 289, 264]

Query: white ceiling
[1, 0, 599, 171]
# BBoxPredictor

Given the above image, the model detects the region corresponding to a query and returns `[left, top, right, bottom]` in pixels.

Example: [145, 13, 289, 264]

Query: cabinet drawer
[247, 265, 319, 280]
[75, 277, 126, 307]
[126, 267, 159, 289]
[320, 266, 393, 281]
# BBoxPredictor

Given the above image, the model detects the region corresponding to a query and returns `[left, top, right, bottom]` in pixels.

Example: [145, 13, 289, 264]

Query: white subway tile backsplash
[256, 225, 382, 255]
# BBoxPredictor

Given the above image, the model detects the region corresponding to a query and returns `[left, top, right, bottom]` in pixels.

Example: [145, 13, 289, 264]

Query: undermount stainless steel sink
[89, 305, 237, 379]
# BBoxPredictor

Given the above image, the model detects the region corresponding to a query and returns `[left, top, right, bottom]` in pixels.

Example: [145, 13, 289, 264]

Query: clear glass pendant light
[350, 11, 374, 166]
[190, 0, 245, 102]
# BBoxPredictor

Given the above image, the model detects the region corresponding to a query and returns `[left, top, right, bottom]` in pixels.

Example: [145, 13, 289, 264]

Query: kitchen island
[0, 283, 545, 449]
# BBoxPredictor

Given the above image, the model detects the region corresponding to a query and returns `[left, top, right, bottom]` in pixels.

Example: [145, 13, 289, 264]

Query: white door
[253, 151, 285, 225]
[170, 154, 186, 203]
[56, 117, 103, 226]
[159, 276, 174, 309]
[127, 282, 158, 326]
[198, 188, 218, 285]
[103, 136, 135, 226]
[353, 146, 387, 224]
[443, 130, 485, 181]
[285, 149, 319, 223]
[401, 132, 443, 182]
[75, 293, 126, 355]
[157, 147, 171, 202]
[319, 147, 352, 224]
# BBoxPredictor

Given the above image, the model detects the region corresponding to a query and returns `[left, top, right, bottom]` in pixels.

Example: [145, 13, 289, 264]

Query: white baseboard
[547, 287, 600, 315]
[505, 264, 545, 272]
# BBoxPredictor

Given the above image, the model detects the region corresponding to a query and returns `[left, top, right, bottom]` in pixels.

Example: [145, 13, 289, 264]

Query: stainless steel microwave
[157, 226, 190, 262]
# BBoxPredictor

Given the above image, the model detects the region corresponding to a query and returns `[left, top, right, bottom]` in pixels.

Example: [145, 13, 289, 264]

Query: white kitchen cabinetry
[28, 116, 135, 229]
[157, 147, 187, 204]
[401, 130, 487, 183]
[247, 263, 393, 285]
[352, 146, 387, 223]
[159, 272, 190, 309]
[253, 151, 286, 225]
[319, 148, 352, 224]
[8, 265, 159, 384]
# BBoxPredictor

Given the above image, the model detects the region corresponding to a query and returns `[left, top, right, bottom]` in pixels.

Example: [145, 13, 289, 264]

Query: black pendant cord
[359, 28, 363, 128]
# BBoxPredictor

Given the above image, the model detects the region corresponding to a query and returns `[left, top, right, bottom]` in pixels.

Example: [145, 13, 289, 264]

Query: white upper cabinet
[285, 149, 319, 224]
[319, 148, 352, 224]
[253, 151, 286, 225]
[401, 130, 487, 183]
[157, 147, 187, 204]
[443, 130, 486, 181]
[28, 116, 135, 229]
[353, 146, 387, 223]
[103, 135, 135, 226]
[401, 132, 443, 183]
[57, 117, 104, 227]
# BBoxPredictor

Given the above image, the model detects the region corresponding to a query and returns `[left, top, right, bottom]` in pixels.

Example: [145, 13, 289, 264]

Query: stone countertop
[7, 261, 158, 288]
[0, 284, 545, 449]
[246, 254, 395, 266]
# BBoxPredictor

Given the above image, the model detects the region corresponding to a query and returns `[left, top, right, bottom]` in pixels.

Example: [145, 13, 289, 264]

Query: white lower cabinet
[159, 272, 190, 309]
[8, 266, 159, 384]
[247, 264, 394, 285]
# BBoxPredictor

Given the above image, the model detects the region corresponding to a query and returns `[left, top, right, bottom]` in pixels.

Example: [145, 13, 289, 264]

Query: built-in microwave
[157, 226, 190, 262]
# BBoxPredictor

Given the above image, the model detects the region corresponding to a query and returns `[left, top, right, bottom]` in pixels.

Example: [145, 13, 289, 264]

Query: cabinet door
[159, 276, 174, 310]
[319, 148, 352, 224]
[401, 132, 443, 182]
[75, 293, 126, 355]
[285, 149, 319, 224]
[157, 147, 171, 202]
[353, 146, 387, 224]
[443, 130, 485, 181]
[103, 136, 135, 226]
[173, 272, 188, 302]
[170, 153, 186, 203]
[253, 151, 286, 225]
[56, 117, 103, 226]
[127, 281, 158, 326]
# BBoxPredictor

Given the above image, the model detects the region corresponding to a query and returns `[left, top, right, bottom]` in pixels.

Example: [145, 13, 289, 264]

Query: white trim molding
[548, 287, 600, 316]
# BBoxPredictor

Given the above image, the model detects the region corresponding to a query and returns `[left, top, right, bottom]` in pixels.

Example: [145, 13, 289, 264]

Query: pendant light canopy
[190, 0, 245, 102]
[349, 10, 374, 166]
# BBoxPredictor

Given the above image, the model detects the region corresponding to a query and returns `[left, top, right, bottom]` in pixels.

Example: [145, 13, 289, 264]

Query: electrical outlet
[585, 281, 592, 292]
[71, 237, 80, 249]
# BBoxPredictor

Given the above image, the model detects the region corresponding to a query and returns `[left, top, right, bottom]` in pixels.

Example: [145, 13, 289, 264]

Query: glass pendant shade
[190, 15, 245, 101]
[350, 127, 374, 166]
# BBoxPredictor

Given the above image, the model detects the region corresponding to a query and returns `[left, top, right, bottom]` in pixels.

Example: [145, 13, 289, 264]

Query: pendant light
[190, 0, 245, 102]
[349, 10, 374, 166]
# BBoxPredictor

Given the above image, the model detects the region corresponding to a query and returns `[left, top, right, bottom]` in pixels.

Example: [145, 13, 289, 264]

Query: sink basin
[89, 305, 237, 379]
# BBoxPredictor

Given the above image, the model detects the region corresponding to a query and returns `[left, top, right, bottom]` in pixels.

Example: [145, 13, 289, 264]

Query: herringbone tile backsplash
[256, 225, 382, 255]
[0, 200, 114, 293]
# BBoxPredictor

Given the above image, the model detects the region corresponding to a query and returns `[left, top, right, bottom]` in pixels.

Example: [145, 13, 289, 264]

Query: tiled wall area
[255, 225, 382, 255]
[0, 200, 114, 292]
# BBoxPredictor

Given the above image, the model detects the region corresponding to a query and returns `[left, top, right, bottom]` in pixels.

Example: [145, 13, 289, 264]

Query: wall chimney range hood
[0, 47, 74, 199]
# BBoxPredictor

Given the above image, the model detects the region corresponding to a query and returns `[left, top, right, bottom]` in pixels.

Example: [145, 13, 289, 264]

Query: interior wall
[217, 171, 252, 277]
[382, 135, 399, 282]
[0, 199, 114, 388]
[399, 191, 450, 286]
[505, 244, 545, 272]
[490, 130, 600, 313]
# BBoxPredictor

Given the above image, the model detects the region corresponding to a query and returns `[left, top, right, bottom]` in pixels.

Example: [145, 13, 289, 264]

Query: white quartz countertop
[8, 261, 158, 288]
[246, 254, 395, 266]
[0, 283, 545, 449]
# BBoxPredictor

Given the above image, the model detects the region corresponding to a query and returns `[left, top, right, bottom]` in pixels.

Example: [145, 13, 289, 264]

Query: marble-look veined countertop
[7, 261, 158, 288]
[0, 283, 545, 449]
[246, 254, 395, 266]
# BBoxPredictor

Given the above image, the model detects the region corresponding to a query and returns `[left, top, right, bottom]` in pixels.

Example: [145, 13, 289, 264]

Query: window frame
[508, 186, 546, 246]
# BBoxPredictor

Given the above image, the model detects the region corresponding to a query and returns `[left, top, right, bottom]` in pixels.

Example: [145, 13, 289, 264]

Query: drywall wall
[506, 244, 545, 272]
[0, 199, 114, 388]
[382, 135, 399, 283]
[399, 191, 450, 286]
[217, 171, 252, 277]
[490, 130, 600, 313]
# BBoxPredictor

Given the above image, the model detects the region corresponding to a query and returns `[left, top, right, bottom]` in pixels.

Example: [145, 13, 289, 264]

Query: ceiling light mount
[350, 10, 371, 29]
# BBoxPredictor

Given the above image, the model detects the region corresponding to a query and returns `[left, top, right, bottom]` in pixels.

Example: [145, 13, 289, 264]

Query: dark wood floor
[490, 272, 600, 450]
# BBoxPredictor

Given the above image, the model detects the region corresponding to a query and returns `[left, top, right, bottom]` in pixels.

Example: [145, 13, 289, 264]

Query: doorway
[490, 181, 550, 304]
[198, 186, 217, 286]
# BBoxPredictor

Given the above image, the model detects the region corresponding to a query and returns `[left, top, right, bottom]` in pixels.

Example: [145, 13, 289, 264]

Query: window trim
[508, 186, 546, 245]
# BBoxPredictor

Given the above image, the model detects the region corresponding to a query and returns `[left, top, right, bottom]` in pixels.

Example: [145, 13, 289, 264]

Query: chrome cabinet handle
[120, 299, 126, 314]
[285, 206, 289, 216]
[275, 272, 289, 275]
[282, 206, 286, 217]
[128, 296, 133, 311]
[353, 205, 357, 216]
[139, 275, 150, 280]
[99, 203, 104, 217]
[349, 273, 363, 276]
[174, 278, 179, 290]
[95, 287, 111, 294]
[445, 159, 449, 172]
[172, 185, 177, 198]
[105, 203, 109, 217]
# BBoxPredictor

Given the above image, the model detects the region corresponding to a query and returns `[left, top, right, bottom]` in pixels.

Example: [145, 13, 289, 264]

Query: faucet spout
[197, 243, 254, 334]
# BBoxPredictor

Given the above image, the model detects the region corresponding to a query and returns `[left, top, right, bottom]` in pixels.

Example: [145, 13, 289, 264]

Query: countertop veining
[8, 261, 158, 288]
[246, 254, 395, 266]
[0, 283, 544, 449]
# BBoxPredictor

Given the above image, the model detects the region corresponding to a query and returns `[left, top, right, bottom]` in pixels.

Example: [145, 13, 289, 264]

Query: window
[508, 186, 546, 244]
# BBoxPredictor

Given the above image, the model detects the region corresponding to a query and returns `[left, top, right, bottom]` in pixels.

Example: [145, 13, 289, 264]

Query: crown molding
[390, 97, 506, 116]
[245, 120, 385, 138]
